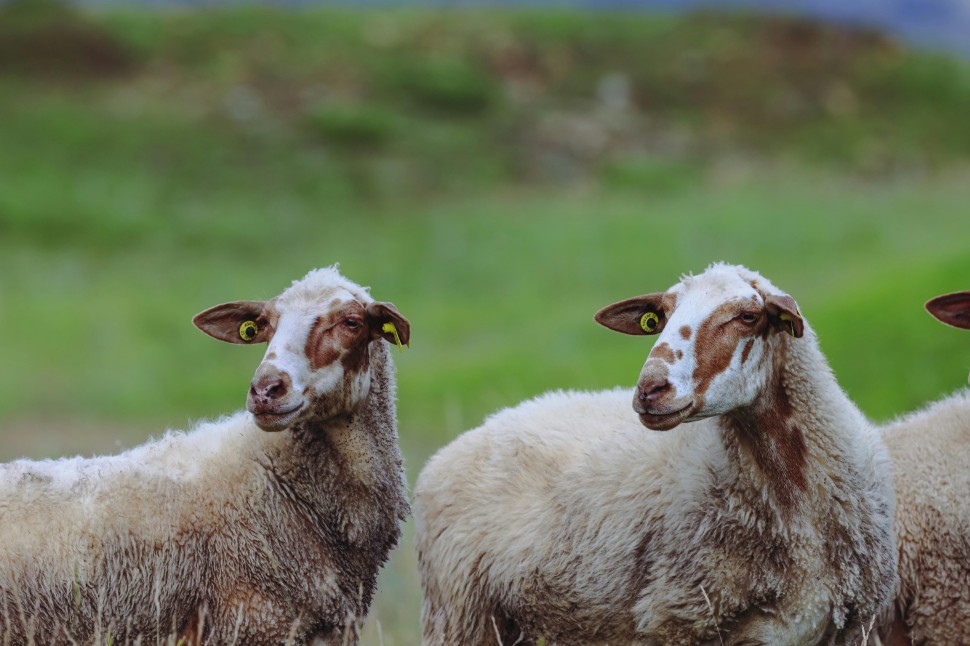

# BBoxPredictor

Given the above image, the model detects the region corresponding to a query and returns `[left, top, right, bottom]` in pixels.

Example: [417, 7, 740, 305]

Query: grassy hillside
[1, 4, 969, 643]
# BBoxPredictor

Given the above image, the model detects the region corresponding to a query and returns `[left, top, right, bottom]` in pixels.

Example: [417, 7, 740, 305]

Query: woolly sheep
[415, 262, 898, 645]
[0, 266, 411, 645]
[879, 290, 970, 646]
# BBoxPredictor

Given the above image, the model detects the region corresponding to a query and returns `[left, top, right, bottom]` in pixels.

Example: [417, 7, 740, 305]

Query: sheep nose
[636, 377, 671, 403]
[250, 373, 289, 404]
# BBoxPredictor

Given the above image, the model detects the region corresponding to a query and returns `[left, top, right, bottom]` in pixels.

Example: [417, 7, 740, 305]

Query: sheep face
[193, 268, 410, 432]
[595, 264, 803, 431]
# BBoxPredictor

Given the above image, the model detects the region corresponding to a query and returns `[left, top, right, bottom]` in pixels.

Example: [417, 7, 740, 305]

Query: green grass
[1, 4, 970, 644]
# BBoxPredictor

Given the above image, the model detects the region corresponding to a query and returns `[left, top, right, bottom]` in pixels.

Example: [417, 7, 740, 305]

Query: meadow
[1, 3, 969, 643]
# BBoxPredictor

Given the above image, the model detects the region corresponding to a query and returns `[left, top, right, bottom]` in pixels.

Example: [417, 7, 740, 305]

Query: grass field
[1, 4, 970, 643]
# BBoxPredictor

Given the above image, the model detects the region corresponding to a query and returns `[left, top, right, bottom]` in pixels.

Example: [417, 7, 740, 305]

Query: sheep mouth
[638, 402, 695, 431]
[250, 403, 304, 431]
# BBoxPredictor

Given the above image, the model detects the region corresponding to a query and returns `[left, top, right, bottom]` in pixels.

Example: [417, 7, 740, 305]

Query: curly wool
[0, 270, 409, 646]
[415, 266, 897, 646]
[880, 389, 970, 646]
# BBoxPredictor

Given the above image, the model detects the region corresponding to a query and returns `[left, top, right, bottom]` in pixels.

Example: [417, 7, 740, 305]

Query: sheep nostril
[251, 378, 286, 402]
[266, 380, 285, 398]
[249, 370, 292, 405]
[638, 379, 670, 401]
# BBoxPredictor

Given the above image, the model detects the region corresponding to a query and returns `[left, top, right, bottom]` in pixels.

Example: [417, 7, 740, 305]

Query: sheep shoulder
[0, 413, 265, 549]
[882, 389, 970, 645]
[416, 389, 734, 644]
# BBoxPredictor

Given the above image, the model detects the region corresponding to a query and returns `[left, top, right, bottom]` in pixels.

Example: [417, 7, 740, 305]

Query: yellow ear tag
[239, 320, 259, 342]
[639, 311, 660, 334]
[779, 314, 795, 338]
[382, 322, 405, 352]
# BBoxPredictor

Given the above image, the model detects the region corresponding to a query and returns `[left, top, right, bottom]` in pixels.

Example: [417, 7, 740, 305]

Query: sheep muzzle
[247, 368, 303, 431]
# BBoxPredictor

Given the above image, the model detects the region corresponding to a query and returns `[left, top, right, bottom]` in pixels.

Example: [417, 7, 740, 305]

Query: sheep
[878, 290, 970, 646]
[0, 266, 411, 646]
[414, 262, 898, 646]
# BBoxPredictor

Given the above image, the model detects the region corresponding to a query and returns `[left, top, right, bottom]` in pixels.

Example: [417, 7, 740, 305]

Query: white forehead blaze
[262, 310, 316, 391]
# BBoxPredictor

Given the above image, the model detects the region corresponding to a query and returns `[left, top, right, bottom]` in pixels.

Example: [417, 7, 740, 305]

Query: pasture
[1, 4, 969, 643]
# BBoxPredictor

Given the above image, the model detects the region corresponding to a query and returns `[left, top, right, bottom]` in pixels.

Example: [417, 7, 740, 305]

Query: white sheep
[0, 266, 411, 645]
[415, 262, 898, 646]
[878, 290, 970, 646]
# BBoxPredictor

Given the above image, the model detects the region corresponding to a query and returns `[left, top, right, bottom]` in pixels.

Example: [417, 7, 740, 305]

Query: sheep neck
[266, 343, 409, 542]
[719, 328, 856, 521]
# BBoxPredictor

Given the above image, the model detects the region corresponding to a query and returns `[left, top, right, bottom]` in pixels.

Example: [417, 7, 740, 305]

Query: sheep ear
[595, 293, 666, 336]
[193, 301, 268, 344]
[926, 291, 970, 330]
[764, 294, 804, 339]
[367, 301, 411, 349]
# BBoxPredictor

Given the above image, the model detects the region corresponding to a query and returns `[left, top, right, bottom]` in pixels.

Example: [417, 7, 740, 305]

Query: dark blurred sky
[53, 0, 970, 55]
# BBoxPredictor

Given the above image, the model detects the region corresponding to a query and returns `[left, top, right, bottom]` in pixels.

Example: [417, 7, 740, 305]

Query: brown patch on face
[306, 316, 341, 370]
[676, 349, 683, 360]
[341, 337, 371, 376]
[650, 342, 676, 364]
[305, 302, 370, 371]
[692, 302, 748, 398]
[679, 325, 692, 340]
[740, 339, 755, 365]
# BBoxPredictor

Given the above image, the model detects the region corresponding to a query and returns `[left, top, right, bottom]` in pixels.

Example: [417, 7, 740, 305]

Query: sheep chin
[637, 402, 695, 431]
[250, 404, 305, 432]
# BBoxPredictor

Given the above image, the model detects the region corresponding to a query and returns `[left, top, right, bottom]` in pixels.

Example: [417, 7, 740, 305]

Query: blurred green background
[1, 1, 969, 642]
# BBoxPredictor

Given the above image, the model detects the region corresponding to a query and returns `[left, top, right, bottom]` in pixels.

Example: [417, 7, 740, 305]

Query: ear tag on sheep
[239, 320, 259, 342]
[779, 314, 796, 338]
[639, 312, 660, 334]
[382, 322, 406, 351]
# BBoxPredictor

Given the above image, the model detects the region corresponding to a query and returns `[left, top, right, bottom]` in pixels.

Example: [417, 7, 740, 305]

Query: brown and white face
[193, 270, 410, 432]
[595, 265, 804, 431]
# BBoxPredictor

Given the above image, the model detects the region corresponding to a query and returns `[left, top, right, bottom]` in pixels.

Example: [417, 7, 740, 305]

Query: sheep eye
[239, 320, 259, 342]
[639, 311, 660, 334]
[739, 312, 758, 324]
[343, 319, 361, 330]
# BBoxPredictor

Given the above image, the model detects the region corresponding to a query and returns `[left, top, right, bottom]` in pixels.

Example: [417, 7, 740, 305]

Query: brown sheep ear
[926, 291, 970, 330]
[193, 301, 268, 344]
[764, 294, 804, 339]
[367, 301, 411, 349]
[594, 293, 666, 336]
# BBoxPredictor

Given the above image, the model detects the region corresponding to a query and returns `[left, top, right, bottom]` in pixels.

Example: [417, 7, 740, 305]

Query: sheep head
[595, 263, 803, 431]
[192, 267, 410, 432]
